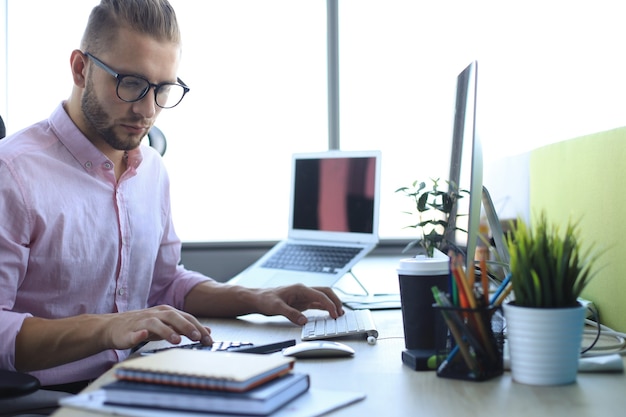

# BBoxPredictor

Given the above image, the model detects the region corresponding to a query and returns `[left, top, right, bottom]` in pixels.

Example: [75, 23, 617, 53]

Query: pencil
[450, 265, 469, 308]
[480, 256, 489, 305]
[493, 282, 513, 306]
[453, 255, 476, 309]
[453, 255, 497, 360]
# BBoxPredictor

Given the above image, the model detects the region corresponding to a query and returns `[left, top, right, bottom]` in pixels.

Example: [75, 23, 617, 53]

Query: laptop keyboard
[302, 309, 378, 341]
[262, 244, 363, 274]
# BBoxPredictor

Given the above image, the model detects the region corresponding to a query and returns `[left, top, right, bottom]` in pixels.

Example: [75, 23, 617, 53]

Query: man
[0, 0, 343, 393]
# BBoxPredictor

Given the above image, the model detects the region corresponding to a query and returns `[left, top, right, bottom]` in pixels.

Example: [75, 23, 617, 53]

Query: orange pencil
[454, 254, 476, 309]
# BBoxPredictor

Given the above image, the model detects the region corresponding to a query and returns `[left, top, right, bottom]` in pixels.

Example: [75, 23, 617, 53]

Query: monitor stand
[481, 186, 510, 275]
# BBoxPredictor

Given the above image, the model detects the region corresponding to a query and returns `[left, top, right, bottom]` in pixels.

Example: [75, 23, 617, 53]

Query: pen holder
[434, 304, 504, 382]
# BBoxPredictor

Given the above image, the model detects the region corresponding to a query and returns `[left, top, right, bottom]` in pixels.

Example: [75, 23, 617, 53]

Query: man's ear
[69, 49, 88, 88]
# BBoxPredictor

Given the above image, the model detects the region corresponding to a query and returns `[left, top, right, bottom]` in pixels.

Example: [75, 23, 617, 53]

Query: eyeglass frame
[83, 51, 190, 109]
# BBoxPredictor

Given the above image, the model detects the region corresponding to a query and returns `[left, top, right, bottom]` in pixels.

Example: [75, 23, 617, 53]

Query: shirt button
[118, 288, 125, 296]
[104, 162, 113, 170]
[85, 161, 93, 169]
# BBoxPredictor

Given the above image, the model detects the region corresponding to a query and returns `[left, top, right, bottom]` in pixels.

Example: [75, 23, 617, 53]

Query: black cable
[580, 305, 601, 355]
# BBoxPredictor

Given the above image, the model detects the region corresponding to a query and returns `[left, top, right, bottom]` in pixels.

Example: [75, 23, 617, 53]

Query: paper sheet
[60, 387, 366, 417]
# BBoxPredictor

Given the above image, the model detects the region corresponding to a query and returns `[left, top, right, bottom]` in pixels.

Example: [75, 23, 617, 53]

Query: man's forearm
[15, 314, 110, 372]
[183, 281, 260, 318]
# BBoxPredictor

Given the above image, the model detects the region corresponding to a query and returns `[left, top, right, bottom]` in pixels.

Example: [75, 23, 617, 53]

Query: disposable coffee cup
[397, 249, 449, 370]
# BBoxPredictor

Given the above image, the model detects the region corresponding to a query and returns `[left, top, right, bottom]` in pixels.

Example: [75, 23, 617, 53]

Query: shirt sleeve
[0, 159, 34, 370]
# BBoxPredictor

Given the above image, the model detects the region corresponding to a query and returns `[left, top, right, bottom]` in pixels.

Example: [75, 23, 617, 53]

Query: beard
[81, 81, 146, 152]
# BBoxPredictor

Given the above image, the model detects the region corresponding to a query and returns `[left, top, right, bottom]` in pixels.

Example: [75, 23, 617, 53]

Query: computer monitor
[447, 61, 510, 274]
[446, 60, 483, 272]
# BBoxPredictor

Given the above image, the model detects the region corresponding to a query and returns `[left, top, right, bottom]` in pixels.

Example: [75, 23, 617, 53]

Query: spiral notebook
[114, 349, 295, 392]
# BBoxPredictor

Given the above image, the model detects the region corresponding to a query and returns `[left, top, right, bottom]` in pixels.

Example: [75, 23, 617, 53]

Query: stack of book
[101, 349, 309, 415]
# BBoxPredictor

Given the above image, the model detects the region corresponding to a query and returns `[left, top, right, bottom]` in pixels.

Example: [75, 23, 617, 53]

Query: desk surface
[52, 308, 626, 417]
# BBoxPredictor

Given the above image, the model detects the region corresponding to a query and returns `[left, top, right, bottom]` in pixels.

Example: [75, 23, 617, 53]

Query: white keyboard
[301, 309, 378, 341]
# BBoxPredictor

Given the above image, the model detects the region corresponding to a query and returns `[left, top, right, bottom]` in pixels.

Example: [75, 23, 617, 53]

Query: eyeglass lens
[118, 76, 186, 109]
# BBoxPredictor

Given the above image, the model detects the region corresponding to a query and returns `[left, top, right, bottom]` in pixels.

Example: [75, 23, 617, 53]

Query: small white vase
[503, 302, 585, 386]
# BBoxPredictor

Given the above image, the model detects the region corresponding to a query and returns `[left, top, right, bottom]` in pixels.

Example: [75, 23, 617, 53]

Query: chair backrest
[0, 369, 41, 399]
[147, 125, 167, 156]
[0, 114, 5, 139]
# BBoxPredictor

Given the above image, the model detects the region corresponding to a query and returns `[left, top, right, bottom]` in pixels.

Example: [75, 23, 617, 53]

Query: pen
[489, 273, 512, 306]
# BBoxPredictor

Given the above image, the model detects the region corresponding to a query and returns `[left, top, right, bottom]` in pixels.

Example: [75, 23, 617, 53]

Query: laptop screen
[289, 151, 381, 243]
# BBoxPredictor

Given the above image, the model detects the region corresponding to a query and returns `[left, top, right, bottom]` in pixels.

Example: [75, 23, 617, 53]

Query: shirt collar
[49, 102, 144, 174]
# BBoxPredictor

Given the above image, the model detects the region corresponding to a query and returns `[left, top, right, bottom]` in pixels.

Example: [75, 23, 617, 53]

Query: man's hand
[15, 305, 212, 372]
[254, 285, 345, 325]
[184, 281, 344, 326]
[104, 305, 213, 349]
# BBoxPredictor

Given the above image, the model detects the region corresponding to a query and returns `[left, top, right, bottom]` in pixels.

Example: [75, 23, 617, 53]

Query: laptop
[231, 150, 381, 288]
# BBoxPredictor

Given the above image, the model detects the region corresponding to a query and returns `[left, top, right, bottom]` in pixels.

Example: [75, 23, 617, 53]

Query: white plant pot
[503, 302, 585, 386]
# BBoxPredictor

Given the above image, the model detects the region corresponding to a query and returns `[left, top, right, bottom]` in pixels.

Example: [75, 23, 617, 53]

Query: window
[4, 1, 626, 243]
[339, 0, 626, 232]
[5, 0, 328, 242]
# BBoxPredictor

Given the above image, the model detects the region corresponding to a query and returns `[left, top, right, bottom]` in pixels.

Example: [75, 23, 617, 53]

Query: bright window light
[4, 1, 626, 243]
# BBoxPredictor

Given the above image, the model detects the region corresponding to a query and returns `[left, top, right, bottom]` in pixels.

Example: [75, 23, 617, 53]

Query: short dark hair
[80, 0, 181, 54]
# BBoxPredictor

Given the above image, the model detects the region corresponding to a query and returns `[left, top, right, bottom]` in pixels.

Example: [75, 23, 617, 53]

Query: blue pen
[489, 273, 511, 306]
[438, 345, 460, 373]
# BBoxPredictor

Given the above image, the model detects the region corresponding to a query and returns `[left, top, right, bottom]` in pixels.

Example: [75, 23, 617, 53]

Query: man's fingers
[111, 306, 212, 350]
[128, 329, 150, 346]
[152, 307, 212, 344]
[310, 287, 344, 318]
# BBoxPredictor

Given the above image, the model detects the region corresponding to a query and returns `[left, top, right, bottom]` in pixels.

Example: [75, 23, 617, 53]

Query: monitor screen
[447, 61, 483, 272]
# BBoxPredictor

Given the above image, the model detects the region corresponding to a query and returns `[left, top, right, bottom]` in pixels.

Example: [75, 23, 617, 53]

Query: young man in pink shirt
[0, 0, 343, 399]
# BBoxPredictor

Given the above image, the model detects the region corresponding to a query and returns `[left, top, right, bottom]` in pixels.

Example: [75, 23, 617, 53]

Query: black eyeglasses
[84, 52, 190, 109]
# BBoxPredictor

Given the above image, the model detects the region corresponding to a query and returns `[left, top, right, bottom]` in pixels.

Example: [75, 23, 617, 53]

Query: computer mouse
[282, 341, 355, 359]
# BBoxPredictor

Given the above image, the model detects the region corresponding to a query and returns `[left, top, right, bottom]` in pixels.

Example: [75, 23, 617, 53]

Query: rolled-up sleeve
[0, 158, 34, 371]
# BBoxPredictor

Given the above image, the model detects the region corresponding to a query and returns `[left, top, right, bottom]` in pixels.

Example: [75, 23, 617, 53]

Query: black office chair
[0, 370, 40, 400]
[147, 125, 167, 156]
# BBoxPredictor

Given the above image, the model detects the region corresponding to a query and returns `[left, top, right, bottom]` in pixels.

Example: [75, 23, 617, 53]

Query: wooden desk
[52, 308, 626, 417]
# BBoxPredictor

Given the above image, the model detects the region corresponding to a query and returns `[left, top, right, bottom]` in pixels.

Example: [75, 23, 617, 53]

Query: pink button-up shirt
[0, 103, 211, 385]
